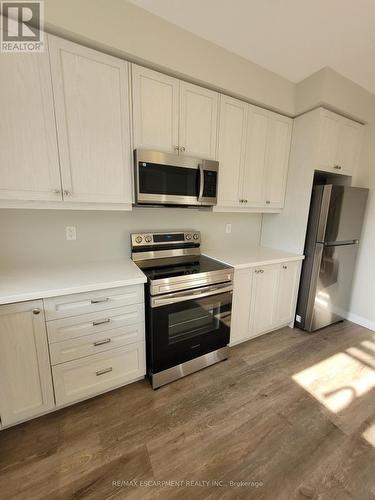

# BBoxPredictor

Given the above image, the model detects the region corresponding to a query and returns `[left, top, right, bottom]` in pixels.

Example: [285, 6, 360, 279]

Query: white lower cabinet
[49, 323, 145, 365]
[0, 301, 55, 427]
[0, 284, 146, 429]
[250, 264, 280, 336]
[53, 343, 145, 406]
[275, 262, 302, 325]
[230, 260, 302, 345]
[46, 284, 146, 407]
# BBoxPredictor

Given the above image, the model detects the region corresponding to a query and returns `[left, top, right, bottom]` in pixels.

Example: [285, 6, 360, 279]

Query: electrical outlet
[65, 226, 77, 241]
[225, 223, 232, 234]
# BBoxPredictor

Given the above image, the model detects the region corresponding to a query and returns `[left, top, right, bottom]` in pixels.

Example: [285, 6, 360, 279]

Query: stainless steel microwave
[134, 149, 218, 207]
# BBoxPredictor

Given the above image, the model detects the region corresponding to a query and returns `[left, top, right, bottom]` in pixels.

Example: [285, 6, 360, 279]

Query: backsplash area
[0, 209, 262, 266]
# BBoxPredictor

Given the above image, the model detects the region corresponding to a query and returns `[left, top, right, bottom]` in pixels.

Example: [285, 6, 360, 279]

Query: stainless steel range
[131, 231, 233, 389]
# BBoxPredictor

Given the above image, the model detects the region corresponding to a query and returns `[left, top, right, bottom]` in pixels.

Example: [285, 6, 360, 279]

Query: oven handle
[151, 283, 233, 308]
[198, 163, 204, 202]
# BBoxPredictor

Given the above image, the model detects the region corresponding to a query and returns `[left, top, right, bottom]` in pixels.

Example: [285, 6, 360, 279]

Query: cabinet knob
[32, 308, 41, 315]
[334, 165, 342, 170]
[266, 200, 271, 204]
[63, 190, 72, 197]
[283, 265, 288, 269]
[53, 189, 61, 194]
[180, 146, 186, 152]
[174, 146, 179, 151]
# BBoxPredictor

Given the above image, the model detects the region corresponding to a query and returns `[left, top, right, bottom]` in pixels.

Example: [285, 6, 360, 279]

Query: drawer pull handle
[96, 367, 113, 376]
[93, 338, 111, 346]
[92, 318, 111, 326]
[91, 298, 109, 304]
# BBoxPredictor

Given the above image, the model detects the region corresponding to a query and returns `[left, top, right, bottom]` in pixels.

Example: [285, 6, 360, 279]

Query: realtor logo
[1, 1, 44, 52]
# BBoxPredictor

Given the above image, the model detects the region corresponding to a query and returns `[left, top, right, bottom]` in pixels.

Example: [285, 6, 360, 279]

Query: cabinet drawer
[49, 323, 144, 365]
[53, 343, 146, 406]
[44, 285, 144, 320]
[46, 303, 144, 343]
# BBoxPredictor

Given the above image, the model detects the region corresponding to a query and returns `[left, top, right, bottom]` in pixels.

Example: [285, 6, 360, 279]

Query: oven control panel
[131, 231, 201, 247]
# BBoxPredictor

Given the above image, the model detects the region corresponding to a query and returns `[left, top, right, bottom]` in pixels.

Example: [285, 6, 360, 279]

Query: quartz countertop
[0, 258, 146, 305]
[204, 246, 304, 269]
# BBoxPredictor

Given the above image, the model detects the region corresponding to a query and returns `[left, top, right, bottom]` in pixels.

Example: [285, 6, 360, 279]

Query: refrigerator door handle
[305, 243, 324, 332]
[323, 240, 359, 247]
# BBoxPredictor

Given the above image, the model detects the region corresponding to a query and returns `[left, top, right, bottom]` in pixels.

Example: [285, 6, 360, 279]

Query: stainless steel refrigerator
[296, 185, 368, 332]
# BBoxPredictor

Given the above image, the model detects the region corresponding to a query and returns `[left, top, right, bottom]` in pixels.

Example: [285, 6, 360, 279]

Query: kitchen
[0, 1, 375, 498]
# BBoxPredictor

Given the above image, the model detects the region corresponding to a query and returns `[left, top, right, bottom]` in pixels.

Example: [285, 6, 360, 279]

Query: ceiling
[128, 0, 375, 94]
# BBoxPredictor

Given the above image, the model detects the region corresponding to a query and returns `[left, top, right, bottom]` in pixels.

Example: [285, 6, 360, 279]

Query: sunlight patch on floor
[363, 421, 375, 447]
[292, 351, 375, 413]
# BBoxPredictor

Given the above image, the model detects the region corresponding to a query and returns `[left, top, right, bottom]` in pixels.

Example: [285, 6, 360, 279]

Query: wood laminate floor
[1, 321, 375, 500]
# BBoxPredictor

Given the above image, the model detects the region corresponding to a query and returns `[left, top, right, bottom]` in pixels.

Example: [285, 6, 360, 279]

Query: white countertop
[0, 258, 146, 305]
[204, 246, 304, 269]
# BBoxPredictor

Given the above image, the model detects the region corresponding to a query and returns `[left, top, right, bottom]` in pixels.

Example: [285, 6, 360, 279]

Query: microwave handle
[198, 163, 204, 202]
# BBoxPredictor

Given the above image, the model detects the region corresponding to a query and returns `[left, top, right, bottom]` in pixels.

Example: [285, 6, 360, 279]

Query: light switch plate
[225, 224, 232, 234]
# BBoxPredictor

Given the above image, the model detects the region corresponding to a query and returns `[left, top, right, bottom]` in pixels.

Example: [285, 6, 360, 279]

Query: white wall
[43, 0, 295, 115]
[348, 98, 375, 329]
[295, 67, 373, 123]
[0, 209, 261, 267]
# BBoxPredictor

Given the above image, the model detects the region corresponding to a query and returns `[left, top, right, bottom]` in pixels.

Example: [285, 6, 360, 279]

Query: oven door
[149, 283, 232, 373]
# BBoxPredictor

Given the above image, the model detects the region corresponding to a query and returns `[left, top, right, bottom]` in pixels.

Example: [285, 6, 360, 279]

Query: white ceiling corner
[128, 0, 375, 94]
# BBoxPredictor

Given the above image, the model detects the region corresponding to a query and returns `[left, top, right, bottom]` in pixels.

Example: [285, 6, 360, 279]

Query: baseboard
[346, 312, 375, 332]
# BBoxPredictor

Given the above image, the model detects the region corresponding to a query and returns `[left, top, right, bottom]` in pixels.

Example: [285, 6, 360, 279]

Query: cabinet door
[242, 106, 268, 206]
[49, 36, 132, 204]
[132, 65, 179, 153]
[317, 112, 340, 172]
[0, 301, 55, 427]
[217, 96, 247, 207]
[275, 261, 301, 326]
[264, 113, 292, 208]
[250, 265, 279, 336]
[179, 82, 218, 159]
[335, 120, 363, 176]
[0, 39, 61, 201]
[230, 268, 253, 345]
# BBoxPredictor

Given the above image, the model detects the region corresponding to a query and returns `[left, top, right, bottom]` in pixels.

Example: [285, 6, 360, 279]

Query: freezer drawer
[298, 242, 359, 331]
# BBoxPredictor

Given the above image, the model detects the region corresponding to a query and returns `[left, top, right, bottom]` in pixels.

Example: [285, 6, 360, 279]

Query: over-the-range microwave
[134, 149, 219, 207]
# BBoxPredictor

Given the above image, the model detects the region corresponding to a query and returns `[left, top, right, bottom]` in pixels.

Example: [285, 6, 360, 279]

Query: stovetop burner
[141, 255, 229, 281]
[130, 231, 233, 296]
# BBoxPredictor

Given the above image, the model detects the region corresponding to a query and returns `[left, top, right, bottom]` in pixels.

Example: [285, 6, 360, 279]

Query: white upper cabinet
[179, 82, 218, 159]
[264, 112, 292, 208]
[335, 120, 363, 175]
[242, 107, 268, 207]
[0, 301, 55, 427]
[49, 36, 133, 204]
[132, 65, 219, 158]
[317, 109, 363, 176]
[0, 38, 61, 201]
[217, 95, 248, 207]
[132, 65, 179, 153]
[217, 97, 292, 212]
